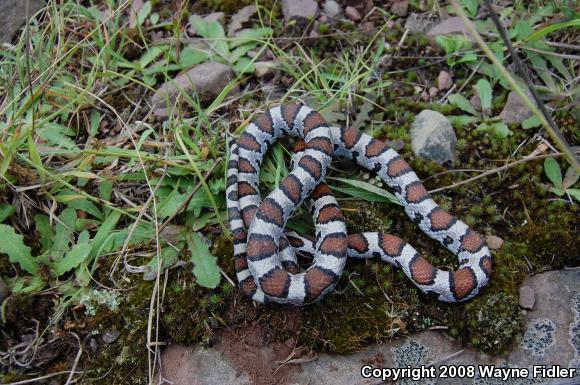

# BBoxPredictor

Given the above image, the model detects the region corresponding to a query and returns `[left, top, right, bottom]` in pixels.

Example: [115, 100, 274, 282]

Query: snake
[226, 103, 492, 306]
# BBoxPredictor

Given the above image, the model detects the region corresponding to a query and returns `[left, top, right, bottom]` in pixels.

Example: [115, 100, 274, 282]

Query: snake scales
[226, 104, 492, 305]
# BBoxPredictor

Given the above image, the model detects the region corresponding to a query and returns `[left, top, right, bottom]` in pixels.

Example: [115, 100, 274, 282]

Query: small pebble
[345, 6, 362, 22]
[102, 329, 121, 344]
[391, 0, 409, 17]
[323, 0, 341, 18]
[437, 70, 453, 90]
[486, 235, 504, 250]
[429, 87, 439, 98]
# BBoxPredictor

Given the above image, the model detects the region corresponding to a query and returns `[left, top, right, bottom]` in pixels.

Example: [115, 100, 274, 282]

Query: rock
[437, 70, 453, 90]
[410, 110, 457, 164]
[500, 90, 536, 124]
[486, 234, 504, 249]
[0, 276, 9, 303]
[427, 16, 470, 37]
[254, 61, 277, 78]
[282, 0, 318, 22]
[421, 90, 429, 102]
[0, 0, 45, 43]
[519, 285, 535, 310]
[428, 86, 439, 98]
[102, 329, 121, 344]
[404, 13, 435, 34]
[391, 0, 409, 17]
[344, 6, 362, 22]
[150, 62, 237, 117]
[470, 94, 482, 111]
[323, 0, 341, 18]
[227, 5, 257, 36]
[360, 21, 375, 35]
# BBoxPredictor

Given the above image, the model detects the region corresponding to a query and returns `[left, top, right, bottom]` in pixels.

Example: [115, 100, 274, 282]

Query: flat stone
[437, 70, 453, 90]
[500, 91, 536, 124]
[470, 94, 482, 111]
[427, 16, 470, 37]
[391, 0, 409, 17]
[150, 62, 238, 117]
[0, 0, 45, 43]
[486, 234, 504, 249]
[161, 270, 580, 385]
[519, 285, 536, 310]
[102, 329, 120, 344]
[282, 0, 318, 22]
[323, 0, 341, 18]
[410, 109, 457, 164]
[344, 6, 362, 22]
[254, 61, 277, 78]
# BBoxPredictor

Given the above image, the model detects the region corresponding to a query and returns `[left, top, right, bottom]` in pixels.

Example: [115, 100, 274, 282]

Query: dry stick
[449, 0, 579, 170]
[2, 371, 83, 385]
[428, 152, 568, 194]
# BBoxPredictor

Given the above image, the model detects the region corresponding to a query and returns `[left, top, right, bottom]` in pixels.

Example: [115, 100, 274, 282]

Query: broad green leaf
[35, 214, 53, 252]
[567, 189, 580, 202]
[37, 122, 77, 149]
[99, 180, 113, 201]
[544, 157, 562, 190]
[460, 0, 478, 17]
[526, 19, 580, 41]
[65, 198, 104, 220]
[89, 110, 101, 137]
[522, 115, 541, 129]
[0, 224, 38, 274]
[179, 46, 210, 68]
[157, 188, 188, 218]
[448, 115, 481, 126]
[230, 28, 273, 49]
[448, 94, 478, 116]
[475, 79, 492, 113]
[232, 57, 254, 74]
[139, 45, 166, 68]
[51, 208, 77, 258]
[187, 232, 220, 289]
[0, 204, 15, 223]
[89, 211, 121, 258]
[477, 121, 511, 138]
[53, 242, 92, 276]
[136, 1, 152, 26]
[562, 166, 579, 191]
[328, 177, 402, 206]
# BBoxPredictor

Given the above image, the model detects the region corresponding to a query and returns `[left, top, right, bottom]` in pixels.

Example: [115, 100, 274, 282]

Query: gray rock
[282, 0, 318, 22]
[405, 13, 436, 34]
[227, 5, 257, 36]
[437, 70, 453, 90]
[519, 285, 536, 310]
[323, 0, 341, 18]
[160, 270, 580, 385]
[344, 6, 362, 22]
[486, 234, 504, 250]
[391, 0, 409, 17]
[500, 91, 536, 124]
[427, 16, 470, 37]
[410, 110, 457, 164]
[150, 62, 238, 117]
[254, 61, 277, 78]
[102, 329, 120, 344]
[0, 0, 45, 43]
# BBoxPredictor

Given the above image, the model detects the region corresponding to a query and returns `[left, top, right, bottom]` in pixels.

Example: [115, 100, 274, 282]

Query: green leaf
[51, 208, 77, 258]
[37, 122, 77, 149]
[53, 242, 92, 276]
[89, 110, 101, 137]
[526, 19, 580, 41]
[0, 204, 15, 223]
[328, 177, 402, 206]
[448, 115, 481, 126]
[478, 121, 511, 138]
[522, 115, 541, 129]
[448, 94, 478, 116]
[562, 166, 579, 191]
[474, 78, 492, 113]
[460, 0, 478, 18]
[136, 1, 152, 26]
[232, 57, 254, 74]
[99, 180, 113, 201]
[0, 224, 38, 274]
[35, 214, 53, 252]
[187, 232, 220, 289]
[544, 157, 562, 190]
[89, 211, 121, 259]
[229, 27, 273, 49]
[179, 46, 210, 68]
[567, 189, 580, 202]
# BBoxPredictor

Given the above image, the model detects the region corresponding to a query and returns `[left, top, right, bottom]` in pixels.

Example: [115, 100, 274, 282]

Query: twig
[1, 371, 83, 385]
[428, 152, 569, 194]
[64, 333, 83, 385]
[522, 46, 580, 61]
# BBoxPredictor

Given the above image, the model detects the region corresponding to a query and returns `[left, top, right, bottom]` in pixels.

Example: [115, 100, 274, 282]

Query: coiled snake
[226, 104, 492, 305]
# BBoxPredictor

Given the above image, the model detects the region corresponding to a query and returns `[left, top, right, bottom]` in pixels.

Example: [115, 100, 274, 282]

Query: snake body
[226, 104, 492, 305]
